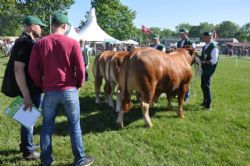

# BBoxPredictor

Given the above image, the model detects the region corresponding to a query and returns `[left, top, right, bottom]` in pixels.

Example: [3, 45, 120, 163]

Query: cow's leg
[167, 93, 172, 110]
[108, 81, 116, 108]
[95, 76, 102, 104]
[141, 86, 155, 128]
[141, 101, 153, 128]
[152, 89, 161, 106]
[116, 90, 121, 112]
[116, 107, 124, 128]
[177, 84, 189, 118]
[104, 82, 110, 104]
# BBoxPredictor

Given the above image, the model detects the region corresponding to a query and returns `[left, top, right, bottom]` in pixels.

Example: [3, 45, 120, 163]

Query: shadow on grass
[0, 149, 22, 163]
[34, 95, 173, 136]
[34, 95, 203, 136]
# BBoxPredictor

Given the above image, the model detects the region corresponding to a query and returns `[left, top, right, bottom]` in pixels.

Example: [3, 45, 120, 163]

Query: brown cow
[116, 47, 201, 128]
[93, 50, 116, 106]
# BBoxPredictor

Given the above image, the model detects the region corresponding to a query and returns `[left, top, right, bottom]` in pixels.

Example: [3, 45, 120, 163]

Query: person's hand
[23, 96, 33, 111]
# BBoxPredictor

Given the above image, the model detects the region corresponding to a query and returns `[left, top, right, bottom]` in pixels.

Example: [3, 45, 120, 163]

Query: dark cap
[52, 12, 70, 25]
[203, 32, 213, 36]
[23, 15, 47, 27]
[179, 28, 188, 34]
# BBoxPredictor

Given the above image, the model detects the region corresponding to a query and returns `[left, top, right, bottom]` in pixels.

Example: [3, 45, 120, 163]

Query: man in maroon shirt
[29, 12, 94, 166]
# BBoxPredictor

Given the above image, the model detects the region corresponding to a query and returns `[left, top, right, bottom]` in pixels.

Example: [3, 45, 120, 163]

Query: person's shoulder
[186, 38, 193, 43]
[210, 42, 217, 48]
[35, 36, 49, 46]
[15, 34, 30, 44]
[60, 35, 79, 45]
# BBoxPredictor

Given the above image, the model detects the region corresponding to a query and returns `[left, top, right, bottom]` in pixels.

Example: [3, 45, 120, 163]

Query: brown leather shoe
[23, 151, 40, 160]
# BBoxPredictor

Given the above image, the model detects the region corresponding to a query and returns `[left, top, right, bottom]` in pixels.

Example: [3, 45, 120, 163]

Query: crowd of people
[1, 12, 221, 166]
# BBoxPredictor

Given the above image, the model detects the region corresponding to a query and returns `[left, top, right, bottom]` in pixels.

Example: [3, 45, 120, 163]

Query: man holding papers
[3, 15, 46, 160]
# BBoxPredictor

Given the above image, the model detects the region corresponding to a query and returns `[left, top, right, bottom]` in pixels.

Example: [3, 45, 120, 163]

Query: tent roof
[78, 8, 119, 42]
[121, 39, 139, 45]
[66, 25, 81, 43]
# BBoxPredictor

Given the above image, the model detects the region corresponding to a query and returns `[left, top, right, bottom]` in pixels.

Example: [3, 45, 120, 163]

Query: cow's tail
[104, 58, 112, 95]
[122, 55, 133, 112]
[93, 54, 100, 78]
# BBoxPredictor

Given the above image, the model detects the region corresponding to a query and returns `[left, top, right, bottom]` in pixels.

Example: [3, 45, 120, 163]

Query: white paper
[12, 105, 41, 128]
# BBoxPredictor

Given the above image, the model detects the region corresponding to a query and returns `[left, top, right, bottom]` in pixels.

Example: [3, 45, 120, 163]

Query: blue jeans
[20, 93, 41, 155]
[185, 88, 190, 101]
[40, 88, 85, 166]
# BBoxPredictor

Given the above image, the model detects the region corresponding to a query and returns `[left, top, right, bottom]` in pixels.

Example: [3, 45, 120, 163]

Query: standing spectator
[177, 28, 195, 101]
[151, 34, 166, 52]
[177, 28, 195, 49]
[1, 15, 46, 160]
[29, 12, 94, 166]
[79, 40, 90, 81]
[200, 32, 219, 109]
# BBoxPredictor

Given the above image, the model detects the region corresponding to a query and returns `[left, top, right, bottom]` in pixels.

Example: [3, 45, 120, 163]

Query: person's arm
[14, 62, 33, 110]
[202, 47, 219, 65]
[29, 44, 42, 88]
[73, 42, 85, 88]
[210, 47, 219, 65]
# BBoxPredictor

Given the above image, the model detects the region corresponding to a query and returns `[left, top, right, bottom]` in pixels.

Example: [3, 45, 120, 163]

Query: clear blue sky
[67, 0, 250, 30]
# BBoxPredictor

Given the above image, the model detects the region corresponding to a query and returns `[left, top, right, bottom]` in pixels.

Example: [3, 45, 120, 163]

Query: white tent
[78, 8, 119, 42]
[121, 39, 139, 45]
[66, 25, 81, 43]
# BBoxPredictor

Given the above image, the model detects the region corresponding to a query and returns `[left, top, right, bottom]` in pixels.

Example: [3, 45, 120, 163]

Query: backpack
[1, 47, 22, 97]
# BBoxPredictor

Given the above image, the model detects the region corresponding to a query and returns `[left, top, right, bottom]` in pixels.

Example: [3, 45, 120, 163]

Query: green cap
[203, 32, 212, 36]
[179, 28, 188, 34]
[52, 12, 70, 25]
[23, 15, 47, 27]
[152, 34, 159, 39]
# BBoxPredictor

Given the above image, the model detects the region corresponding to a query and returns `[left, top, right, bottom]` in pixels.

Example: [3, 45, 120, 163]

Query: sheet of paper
[12, 105, 41, 128]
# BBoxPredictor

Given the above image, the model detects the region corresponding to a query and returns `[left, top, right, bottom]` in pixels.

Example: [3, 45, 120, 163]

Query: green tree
[149, 27, 161, 36]
[239, 22, 250, 41]
[199, 22, 215, 34]
[175, 23, 192, 33]
[189, 22, 215, 38]
[216, 21, 240, 38]
[161, 28, 173, 37]
[91, 0, 136, 40]
[0, 0, 74, 36]
[189, 26, 200, 37]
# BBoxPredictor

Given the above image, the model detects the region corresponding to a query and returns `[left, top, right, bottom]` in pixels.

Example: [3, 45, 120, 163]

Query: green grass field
[0, 52, 249, 166]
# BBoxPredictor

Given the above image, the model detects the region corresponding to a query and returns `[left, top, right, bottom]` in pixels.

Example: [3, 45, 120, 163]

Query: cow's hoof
[116, 122, 124, 129]
[179, 114, 185, 118]
[146, 123, 153, 128]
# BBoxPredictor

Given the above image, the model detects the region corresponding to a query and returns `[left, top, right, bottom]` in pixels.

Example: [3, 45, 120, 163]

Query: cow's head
[192, 51, 203, 76]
